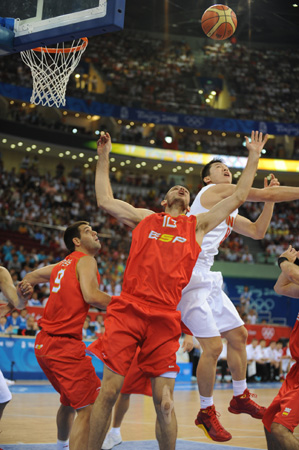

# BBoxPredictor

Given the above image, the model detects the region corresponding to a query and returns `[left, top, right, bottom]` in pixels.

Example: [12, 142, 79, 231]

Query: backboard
[0, 0, 126, 56]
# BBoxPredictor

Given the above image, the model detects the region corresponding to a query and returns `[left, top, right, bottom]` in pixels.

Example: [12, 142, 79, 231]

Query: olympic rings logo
[261, 327, 275, 340]
[184, 116, 206, 128]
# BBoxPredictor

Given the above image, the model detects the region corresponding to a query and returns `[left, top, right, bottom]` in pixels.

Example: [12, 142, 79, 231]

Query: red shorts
[121, 347, 152, 396]
[35, 330, 101, 410]
[263, 362, 299, 433]
[87, 295, 181, 378]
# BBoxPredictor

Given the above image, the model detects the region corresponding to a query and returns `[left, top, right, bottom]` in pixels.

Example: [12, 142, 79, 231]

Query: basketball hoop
[20, 38, 88, 108]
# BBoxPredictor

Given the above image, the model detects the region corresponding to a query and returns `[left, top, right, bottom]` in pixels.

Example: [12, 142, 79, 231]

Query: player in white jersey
[0, 266, 32, 423]
[178, 149, 299, 442]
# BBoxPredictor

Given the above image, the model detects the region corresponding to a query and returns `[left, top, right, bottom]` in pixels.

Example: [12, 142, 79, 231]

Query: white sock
[200, 395, 213, 408]
[57, 439, 69, 450]
[232, 379, 247, 396]
[110, 427, 121, 435]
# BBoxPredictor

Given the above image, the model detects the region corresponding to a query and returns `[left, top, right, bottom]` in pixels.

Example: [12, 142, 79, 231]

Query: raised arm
[233, 174, 278, 239]
[77, 256, 111, 309]
[196, 131, 266, 243]
[95, 132, 154, 228]
[274, 246, 299, 298]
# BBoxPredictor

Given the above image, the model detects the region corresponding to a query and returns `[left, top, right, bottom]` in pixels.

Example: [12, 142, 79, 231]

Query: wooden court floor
[1, 382, 297, 449]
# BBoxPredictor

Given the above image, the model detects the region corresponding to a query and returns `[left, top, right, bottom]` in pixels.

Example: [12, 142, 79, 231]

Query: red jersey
[39, 251, 100, 340]
[121, 212, 201, 309]
[289, 312, 299, 362]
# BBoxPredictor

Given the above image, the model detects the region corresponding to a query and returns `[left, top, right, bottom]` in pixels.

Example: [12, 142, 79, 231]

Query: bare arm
[0, 266, 32, 311]
[195, 131, 265, 244]
[95, 132, 154, 228]
[201, 179, 299, 210]
[77, 256, 111, 308]
[274, 246, 299, 298]
[22, 264, 57, 286]
[233, 174, 277, 239]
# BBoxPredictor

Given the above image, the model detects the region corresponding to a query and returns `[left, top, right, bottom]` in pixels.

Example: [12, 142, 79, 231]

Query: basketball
[201, 4, 237, 40]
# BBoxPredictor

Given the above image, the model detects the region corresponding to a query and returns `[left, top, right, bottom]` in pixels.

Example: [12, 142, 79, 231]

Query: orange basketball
[201, 4, 237, 40]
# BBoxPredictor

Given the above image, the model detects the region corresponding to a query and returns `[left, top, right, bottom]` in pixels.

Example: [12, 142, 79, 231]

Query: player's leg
[223, 326, 266, 419]
[0, 369, 12, 421]
[88, 365, 124, 450]
[69, 404, 98, 450]
[151, 376, 177, 450]
[178, 274, 232, 441]
[102, 393, 130, 450]
[196, 336, 222, 397]
[194, 337, 232, 442]
[222, 326, 248, 381]
[56, 404, 75, 449]
[0, 400, 10, 421]
[271, 423, 299, 449]
[264, 426, 283, 450]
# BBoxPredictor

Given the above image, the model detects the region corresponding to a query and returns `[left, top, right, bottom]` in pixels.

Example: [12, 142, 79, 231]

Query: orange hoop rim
[32, 37, 88, 54]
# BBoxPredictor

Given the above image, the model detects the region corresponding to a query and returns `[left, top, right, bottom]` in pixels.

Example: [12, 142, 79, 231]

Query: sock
[200, 395, 213, 409]
[57, 439, 69, 450]
[232, 379, 247, 396]
[110, 427, 121, 435]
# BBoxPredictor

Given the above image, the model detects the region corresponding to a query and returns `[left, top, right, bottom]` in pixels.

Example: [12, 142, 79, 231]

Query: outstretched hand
[264, 173, 280, 189]
[97, 132, 112, 156]
[279, 245, 299, 264]
[245, 131, 268, 157]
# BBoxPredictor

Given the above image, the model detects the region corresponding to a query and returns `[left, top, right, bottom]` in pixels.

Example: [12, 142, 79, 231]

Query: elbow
[274, 285, 283, 296]
[253, 230, 266, 240]
[235, 191, 247, 206]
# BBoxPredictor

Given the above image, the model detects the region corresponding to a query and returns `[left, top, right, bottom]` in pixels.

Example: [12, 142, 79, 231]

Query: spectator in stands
[239, 285, 252, 313]
[265, 341, 280, 381]
[6, 310, 20, 334]
[247, 308, 258, 324]
[25, 315, 39, 336]
[82, 319, 95, 339]
[0, 316, 9, 334]
[93, 314, 104, 334]
[246, 338, 264, 381]
[18, 308, 28, 330]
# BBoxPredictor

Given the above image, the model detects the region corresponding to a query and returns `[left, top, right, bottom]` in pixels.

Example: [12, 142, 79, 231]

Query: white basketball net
[20, 38, 88, 108]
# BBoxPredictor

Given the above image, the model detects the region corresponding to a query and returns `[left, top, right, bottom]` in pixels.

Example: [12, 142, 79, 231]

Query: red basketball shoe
[228, 389, 267, 419]
[195, 405, 232, 442]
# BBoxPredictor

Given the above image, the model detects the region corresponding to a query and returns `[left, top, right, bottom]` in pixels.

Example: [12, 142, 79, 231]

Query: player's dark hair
[201, 159, 224, 185]
[64, 221, 89, 252]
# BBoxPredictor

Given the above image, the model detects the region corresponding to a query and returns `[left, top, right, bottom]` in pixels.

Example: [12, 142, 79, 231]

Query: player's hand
[279, 245, 299, 264]
[245, 131, 268, 158]
[97, 132, 112, 156]
[18, 280, 33, 300]
[264, 173, 280, 188]
[181, 334, 194, 353]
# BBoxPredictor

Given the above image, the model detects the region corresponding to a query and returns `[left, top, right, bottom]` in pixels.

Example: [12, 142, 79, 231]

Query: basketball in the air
[201, 4, 237, 40]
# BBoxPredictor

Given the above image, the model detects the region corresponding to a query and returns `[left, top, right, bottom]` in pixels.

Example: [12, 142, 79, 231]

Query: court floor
[0, 381, 292, 450]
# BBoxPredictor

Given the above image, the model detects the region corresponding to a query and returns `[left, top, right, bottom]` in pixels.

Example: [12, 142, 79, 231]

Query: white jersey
[189, 184, 238, 269]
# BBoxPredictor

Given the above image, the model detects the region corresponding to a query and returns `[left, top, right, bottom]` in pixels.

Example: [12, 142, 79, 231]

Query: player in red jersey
[18, 221, 111, 450]
[87, 131, 266, 450]
[263, 245, 299, 450]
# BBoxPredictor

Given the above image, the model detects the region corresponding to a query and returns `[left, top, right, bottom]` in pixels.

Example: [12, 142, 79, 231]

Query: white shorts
[178, 266, 244, 338]
[0, 370, 12, 403]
